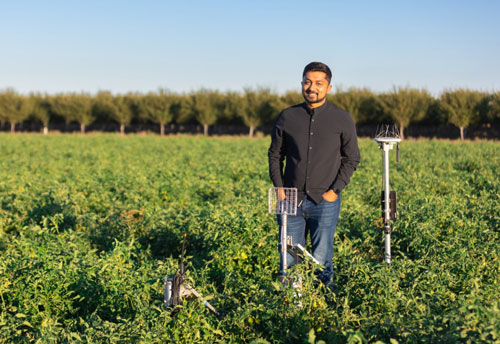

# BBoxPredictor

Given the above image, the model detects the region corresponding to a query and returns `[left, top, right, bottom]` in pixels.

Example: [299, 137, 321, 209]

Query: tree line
[0, 87, 499, 140]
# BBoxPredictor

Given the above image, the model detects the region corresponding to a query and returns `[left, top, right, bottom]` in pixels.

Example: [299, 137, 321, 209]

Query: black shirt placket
[304, 108, 315, 199]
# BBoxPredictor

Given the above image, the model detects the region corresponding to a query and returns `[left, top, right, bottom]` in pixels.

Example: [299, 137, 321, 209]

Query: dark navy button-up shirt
[268, 101, 361, 204]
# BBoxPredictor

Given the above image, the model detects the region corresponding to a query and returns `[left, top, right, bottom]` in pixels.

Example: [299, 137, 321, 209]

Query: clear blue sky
[1, 0, 499, 95]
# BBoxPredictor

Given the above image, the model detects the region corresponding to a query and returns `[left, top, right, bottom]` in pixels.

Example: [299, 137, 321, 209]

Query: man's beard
[303, 91, 326, 104]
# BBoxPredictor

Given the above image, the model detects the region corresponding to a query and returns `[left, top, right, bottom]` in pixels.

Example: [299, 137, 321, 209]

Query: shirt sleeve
[330, 113, 361, 193]
[268, 113, 286, 187]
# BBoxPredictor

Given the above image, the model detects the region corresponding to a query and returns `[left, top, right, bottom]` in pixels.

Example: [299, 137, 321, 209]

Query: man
[268, 61, 360, 287]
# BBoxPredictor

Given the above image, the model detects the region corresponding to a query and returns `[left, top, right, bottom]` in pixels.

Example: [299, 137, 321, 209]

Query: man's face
[301, 71, 332, 106]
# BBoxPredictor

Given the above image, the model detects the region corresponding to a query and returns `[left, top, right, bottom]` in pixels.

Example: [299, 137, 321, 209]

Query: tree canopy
[440, 89, 487, 140]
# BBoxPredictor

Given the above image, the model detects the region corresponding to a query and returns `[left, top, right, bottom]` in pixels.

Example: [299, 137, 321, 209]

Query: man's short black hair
[303, 62, 332, 84]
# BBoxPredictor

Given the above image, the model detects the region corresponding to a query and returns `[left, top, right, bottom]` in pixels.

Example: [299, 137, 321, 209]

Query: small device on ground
[164, 234, 219, 315]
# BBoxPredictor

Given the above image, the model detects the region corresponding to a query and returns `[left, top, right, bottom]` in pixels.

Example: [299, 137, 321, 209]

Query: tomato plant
[0, 134, 498, 343]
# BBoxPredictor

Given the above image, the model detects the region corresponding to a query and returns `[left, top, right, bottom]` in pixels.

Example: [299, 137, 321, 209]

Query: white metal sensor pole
[281, 213, 288, 273]
[375, 136, 400, 265]
[268, 187, 297, 281]
[382, 142, 392, 264]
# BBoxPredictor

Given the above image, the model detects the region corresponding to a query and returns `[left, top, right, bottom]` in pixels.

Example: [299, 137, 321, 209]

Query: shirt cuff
[331, 181, 345, 194]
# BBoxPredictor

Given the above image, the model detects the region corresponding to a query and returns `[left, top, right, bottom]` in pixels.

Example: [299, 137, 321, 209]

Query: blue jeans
[277, 194, 341, 285]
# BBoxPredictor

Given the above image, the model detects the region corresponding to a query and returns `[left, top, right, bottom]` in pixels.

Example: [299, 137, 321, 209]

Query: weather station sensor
[268, 187, 320, 287]
[374, 125, 401, 265]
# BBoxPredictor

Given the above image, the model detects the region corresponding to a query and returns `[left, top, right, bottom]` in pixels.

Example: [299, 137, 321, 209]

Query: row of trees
[1, 88, 499, 139]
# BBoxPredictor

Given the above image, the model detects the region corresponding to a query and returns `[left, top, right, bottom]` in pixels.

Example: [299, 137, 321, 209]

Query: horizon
[1, 85, 497, 98]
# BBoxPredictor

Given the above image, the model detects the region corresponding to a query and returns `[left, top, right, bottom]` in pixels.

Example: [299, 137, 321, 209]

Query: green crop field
[0, 134, 499, 343]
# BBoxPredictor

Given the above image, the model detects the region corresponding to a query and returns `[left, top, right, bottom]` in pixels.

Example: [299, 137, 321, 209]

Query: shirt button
[309, 146, 312, 149]
[310, 132, 313, 135]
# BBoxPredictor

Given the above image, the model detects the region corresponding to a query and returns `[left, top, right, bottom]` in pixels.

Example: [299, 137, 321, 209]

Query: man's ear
[327, 84, 333, 93]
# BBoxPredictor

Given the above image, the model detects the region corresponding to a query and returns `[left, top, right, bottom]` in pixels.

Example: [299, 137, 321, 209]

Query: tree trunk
[460, 126, 464, 141]
[160, 123, 165, 136]
[203, 124, 208, 136]
[10, 122, 15, 133]
[81, 123, 86, 134]
[120, 123, 125, 135]
[249, 125, 255, 138]
[399, 123, 405, 140]
[43, 126, 48, 135]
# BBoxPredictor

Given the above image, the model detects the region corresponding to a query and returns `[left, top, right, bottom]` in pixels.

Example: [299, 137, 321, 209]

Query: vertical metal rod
[280, 194, 284, 214]
[385, 232, 391, 264]
[279, 190, 286, 276]
[383, 144, 391, 222]
[383, 143, 391, 264]
[164, 276, 172, 309]
[281, 213, 288, 275]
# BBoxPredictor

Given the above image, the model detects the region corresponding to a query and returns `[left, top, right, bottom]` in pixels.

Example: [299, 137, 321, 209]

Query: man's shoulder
[325, 102, 351, 117]
[324, 102, 356, 124]
[274, 103, 307, 126]
[280, 103, 306, 115]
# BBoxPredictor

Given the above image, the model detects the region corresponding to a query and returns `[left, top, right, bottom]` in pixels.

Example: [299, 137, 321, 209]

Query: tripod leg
[183, 284, 219, 315]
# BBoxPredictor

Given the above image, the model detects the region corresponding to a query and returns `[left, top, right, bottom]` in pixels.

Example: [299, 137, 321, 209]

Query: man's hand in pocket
[322, 190, 338, 202]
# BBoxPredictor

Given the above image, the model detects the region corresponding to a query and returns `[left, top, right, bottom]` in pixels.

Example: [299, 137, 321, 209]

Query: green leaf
[308, 329, 316, 344]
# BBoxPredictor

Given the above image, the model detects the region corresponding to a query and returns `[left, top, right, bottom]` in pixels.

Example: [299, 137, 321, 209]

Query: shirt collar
[303, 100, 328, 116]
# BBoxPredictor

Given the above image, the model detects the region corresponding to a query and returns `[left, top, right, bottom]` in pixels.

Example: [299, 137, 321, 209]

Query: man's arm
[268, 114, 285, 188]
[330, 114, 361, 193]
